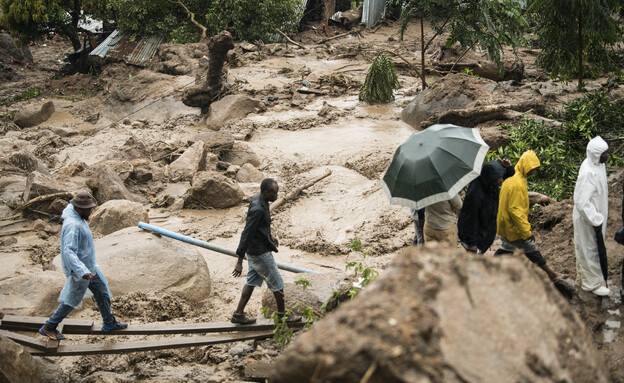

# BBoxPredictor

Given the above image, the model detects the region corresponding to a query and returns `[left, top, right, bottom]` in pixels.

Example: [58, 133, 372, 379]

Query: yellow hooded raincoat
[497, 151, 541, 241]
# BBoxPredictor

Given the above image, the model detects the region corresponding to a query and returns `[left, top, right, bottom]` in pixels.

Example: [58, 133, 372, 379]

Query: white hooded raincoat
[573, 136, 609, 291]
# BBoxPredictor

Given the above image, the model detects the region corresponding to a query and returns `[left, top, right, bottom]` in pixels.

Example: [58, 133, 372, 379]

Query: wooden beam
[0, 330, 48, 351]
[29, 331, 274, 356]
[1, 315, 306, 335]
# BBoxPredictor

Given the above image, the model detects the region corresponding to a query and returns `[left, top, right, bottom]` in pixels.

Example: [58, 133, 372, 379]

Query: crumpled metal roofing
[90, 30, 164, 65]
[362, 0, 385, 27]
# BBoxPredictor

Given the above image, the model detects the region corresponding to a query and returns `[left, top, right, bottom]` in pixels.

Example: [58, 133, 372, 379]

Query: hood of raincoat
[61, 203, 81, 221]
[480, 160, 506, 186]
[586, 136, 608, 166]
[515, 150, 540, 177]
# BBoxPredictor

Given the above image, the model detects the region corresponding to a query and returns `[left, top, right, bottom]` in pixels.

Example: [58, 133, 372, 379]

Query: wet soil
[2, 20, 624, 382]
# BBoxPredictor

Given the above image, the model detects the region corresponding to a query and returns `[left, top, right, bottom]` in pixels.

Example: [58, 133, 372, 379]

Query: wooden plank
[1, 315, 93, 332]
[30, 331, 274, 356]
[0, 330, 47, 351]
[1, 315, 306, 335]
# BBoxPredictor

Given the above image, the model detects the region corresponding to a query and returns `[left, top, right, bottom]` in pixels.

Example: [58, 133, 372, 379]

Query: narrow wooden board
[0, 329, 48, 351]
[29, 331, 274, 356]
[1, 315, 306, 335]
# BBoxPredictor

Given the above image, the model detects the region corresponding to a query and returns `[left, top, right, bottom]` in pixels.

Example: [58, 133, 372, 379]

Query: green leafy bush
[359, 53, 400, 103]
[488, 93, 624, 200]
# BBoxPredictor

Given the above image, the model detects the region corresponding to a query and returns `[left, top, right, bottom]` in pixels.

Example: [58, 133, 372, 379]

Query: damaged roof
[90, 30, 164, 65]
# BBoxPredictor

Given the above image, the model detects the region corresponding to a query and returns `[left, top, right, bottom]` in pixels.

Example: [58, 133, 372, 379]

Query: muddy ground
[2, 19, 624, 382]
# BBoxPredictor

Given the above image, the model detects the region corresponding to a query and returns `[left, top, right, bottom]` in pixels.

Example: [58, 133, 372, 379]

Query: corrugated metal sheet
[90, 30, 164, 66]
[362, 0, 385, 27]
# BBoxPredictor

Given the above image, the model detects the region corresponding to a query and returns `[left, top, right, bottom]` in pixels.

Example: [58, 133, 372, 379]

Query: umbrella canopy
[382, 124, 489, 209]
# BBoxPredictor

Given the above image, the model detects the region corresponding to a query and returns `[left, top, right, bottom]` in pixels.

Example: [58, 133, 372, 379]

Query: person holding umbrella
[494, 151, 564, 282]
[573, 137, 610, 296]
[458, 158, 514, 254]
[423, 194, 462, 245]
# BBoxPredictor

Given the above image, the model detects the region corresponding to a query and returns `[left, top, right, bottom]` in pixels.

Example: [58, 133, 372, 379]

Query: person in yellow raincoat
[494, 150, 564, 282]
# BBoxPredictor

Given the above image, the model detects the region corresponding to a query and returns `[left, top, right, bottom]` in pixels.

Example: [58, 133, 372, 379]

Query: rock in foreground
[271, 245, 607, 383]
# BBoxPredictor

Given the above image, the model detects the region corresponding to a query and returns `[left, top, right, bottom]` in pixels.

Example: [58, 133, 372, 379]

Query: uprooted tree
[388, 0, 528, 88]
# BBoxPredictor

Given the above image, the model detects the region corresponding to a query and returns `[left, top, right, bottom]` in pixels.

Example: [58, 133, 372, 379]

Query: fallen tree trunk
[271, 170, 332, 212]
[528, 191, 556, 205]
[419, 100, 550, 129]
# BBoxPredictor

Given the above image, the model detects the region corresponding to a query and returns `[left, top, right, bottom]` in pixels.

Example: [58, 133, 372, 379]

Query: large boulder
[401, 74, 490, 128]
[0, 334, 40, 383]
[205, 95, 263, 131]
[271, 245, 608, 383]
[91, 227, 210, 301]
[192, 130, 235, 153]
[0, 31, 33, 63]
[89, 199, 149, 236]
[0, 175, 26, 208]
[221, 142, 261, 167]
[84, 163, 140, 204]
[0, 271, 65, 316]
[167, 141, 218, 181]
[184, 171, 244, 209]
[13, 101, 55, 128]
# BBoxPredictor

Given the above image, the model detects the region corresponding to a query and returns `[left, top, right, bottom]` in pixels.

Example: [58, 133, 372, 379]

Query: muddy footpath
[2, 19, 624, 382]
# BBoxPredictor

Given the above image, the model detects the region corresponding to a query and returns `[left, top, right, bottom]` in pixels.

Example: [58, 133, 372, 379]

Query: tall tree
[390, 0, 528, 88]
[0, 0, 85, 49]
[529, 0, 622, 89]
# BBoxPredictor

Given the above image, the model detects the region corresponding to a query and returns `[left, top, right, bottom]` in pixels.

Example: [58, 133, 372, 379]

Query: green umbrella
[382, 124, 489, 209]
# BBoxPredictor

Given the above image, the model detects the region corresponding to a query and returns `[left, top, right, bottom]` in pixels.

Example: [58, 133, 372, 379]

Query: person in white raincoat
[39, 191, 128, 340]
[574, 136, 610, 296]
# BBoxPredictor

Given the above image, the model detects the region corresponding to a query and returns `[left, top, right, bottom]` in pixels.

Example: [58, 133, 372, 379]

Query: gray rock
[184, 171, 244, 209]
[205, 95, 263, 131]
[229, 343, 253, 357]
[24, 171, 88, 202]
[0, 271, 65, 315]
[192, 131, 235, 153]
[0, 334, 40, 383]
[84, 164, 139, 204]
[13, 100, 55, 128]
[168, 141, 218, 181]
[0, 31, 33, 63]
[5, 149, 38, 172]
[221, 142, 261, 167]
[89, 199, 149, 236]
[90, 227, 211, 301]
[236, 163, 265, 183]
[401, 86, 474, 128]
[0, 175, 26, 208]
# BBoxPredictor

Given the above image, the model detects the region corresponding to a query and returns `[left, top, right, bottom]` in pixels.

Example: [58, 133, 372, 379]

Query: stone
[0, 334, 40, 383]
[13, 100, 55, 128]
[0, 31, 33, 63]
[84, 164, 139, 204]
[49, 198, 69, 215]
[167, 141, 218, 182]
[220, 142, 261, 167]
[88, 227, 211, 301]
[23, 171, 88, 202]
[89, 199, 149, 236]
[229, 343, 253, 357]
[205, 95, 263, 131]
[236, 163, 265, 183]
[262, 273, 349, 316]
[184, 171, 244, 209]
[0, 271, 65, 315]
[0, 175, 26, 208]
[271, 245, 608, 383]
[192, 131, 235, 153]
[225, 165, 240, 178]
[5, 149, 38, 172]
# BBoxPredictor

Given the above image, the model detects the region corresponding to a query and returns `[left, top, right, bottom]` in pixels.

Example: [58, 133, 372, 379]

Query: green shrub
[359, 52, 400, 103]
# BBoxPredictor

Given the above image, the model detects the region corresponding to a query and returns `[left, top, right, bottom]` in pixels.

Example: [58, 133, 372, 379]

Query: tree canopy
[528, 0, 622, 88]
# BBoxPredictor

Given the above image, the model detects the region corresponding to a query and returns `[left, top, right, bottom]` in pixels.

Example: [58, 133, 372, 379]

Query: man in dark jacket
[231, 178, 300, 324]
[458, 158, 514, 253]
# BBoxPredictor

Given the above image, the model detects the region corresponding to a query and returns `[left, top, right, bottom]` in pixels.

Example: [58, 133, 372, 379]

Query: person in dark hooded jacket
[458, 158, 514, 253]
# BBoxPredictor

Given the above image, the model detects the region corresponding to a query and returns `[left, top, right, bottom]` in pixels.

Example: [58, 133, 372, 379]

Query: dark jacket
[457, 161, 514, 253]
[236, 195, 278, 258]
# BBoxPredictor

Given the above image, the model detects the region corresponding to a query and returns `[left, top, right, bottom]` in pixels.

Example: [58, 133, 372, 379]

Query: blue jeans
[246, 252, 284, 292]
[46, 273, 115, 330]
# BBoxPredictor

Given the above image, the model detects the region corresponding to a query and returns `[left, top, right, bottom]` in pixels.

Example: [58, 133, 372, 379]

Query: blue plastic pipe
[138, 222, 320, 274]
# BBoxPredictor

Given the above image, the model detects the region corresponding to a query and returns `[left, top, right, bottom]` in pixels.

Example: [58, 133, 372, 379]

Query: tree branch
[172, 0, 207, 40]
